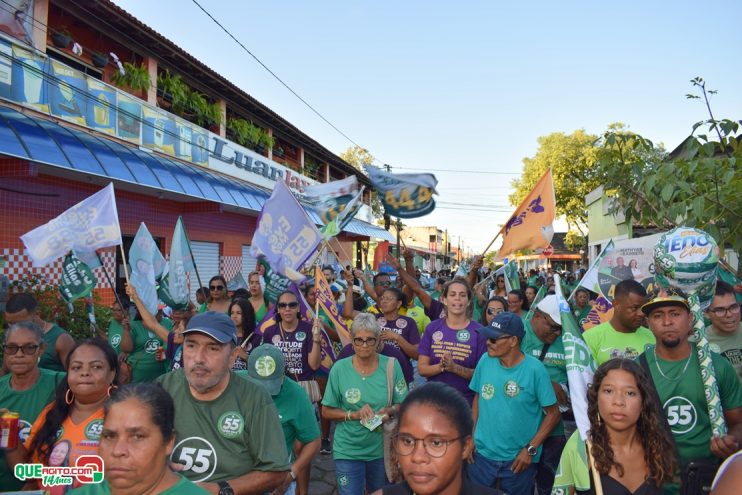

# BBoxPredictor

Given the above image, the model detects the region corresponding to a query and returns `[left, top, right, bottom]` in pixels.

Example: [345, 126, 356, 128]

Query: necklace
[353, 356, 378, 380]
[653, 347, 692, 381]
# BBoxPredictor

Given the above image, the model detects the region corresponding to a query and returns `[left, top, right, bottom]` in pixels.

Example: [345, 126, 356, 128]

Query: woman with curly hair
[552, 358, 677, 494]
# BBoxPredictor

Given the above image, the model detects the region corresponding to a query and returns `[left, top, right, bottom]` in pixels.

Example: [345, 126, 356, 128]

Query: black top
[383, 477, 504, 495]
[576, 473, 662, 495]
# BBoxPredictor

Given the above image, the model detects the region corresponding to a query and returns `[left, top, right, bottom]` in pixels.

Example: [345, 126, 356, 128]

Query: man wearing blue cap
[469, 312, 560, 495]
[157, 311, 290, 495]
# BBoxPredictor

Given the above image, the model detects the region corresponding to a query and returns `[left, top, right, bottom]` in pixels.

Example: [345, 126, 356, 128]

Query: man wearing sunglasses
[520, 295, 569, 495]
[706, 281, 742, 383]
[469, 312, 560, 495]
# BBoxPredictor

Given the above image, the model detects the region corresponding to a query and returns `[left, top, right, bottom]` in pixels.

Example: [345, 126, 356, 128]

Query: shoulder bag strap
[386, 357, 395, 407]
[538, 343, 551, 361]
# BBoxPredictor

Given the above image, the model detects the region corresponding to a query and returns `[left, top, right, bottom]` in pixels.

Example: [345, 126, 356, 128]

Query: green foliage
[157, 70, 190, 113]
[226, 118, 274, 150]
[111, 62, 151, 92]
[509, 130, 605, 234]
[564, 230, 586, 251]
[340, 146, 383, 219]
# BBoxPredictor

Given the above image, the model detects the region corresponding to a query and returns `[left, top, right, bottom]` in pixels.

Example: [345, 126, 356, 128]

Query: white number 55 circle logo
[171, 437, 217, 482]
[663, 396, 697, 435]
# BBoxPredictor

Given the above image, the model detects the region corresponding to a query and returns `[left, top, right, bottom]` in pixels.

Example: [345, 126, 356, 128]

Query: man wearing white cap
[520, 295, 569, 495]
[158, 311, 289, 495]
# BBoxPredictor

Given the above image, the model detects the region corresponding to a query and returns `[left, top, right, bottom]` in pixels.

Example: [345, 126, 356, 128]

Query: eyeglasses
[708, 304, 741, 317]
[353, 337, 378, 347]
[3, 344, 40, 355]
[375, 281, 393, 288]
[394, 434, 464, 458]
[277, 302, 299, 309]
[210, 285, 225, 291]
[487, 335, 512, 344]
[548, 323, 563, 334]
[486, 307, 504, 316]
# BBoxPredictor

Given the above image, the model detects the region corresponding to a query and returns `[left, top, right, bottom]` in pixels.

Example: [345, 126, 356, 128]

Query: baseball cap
[641, 288, 690, 316]
[479, 311, 525, 340]
[536, 295, 561, 325]
[183, 311, 238, 344]
[247, 344, 285, 396]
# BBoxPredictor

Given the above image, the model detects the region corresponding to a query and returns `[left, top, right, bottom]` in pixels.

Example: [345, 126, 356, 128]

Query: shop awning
[0, 105, 395, 242]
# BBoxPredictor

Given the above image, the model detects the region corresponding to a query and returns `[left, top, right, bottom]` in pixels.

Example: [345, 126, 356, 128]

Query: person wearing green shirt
[519, 295, 568, 495]
[321, 313, 407, 495]
[4, 293, 75, 373]
[0, 321, 64, 492]
[107, 300, 133, 355]
[584, 280, 655, 365]
[69, 383, 208, 495]
[640, 290, 742, 492]
[157, 311, 289, 494]
[705, 281, 742, 384]
[571, 288, 593, 328]
[240, 344, 320, 495]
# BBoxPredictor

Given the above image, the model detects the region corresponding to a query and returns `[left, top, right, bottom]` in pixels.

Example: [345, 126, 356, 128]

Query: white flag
[21, 183, 121, 266]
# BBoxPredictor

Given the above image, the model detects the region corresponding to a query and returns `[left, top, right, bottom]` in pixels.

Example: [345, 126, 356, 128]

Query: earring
[596, 414, 602, 426]
[107, 385, 118, 397]
[65, 389, 75, 405]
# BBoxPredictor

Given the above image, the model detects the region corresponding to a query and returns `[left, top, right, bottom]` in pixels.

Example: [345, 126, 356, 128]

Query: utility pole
[384, 163, 401, 262]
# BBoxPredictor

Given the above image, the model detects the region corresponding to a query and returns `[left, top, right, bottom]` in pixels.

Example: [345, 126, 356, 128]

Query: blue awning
[0, 105, 395, 242]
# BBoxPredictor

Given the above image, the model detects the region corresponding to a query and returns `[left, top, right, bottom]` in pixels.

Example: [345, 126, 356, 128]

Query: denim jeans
[334, 458, 387, 495]
[535, 435, 567, 495]
[467, 451, 537, 495]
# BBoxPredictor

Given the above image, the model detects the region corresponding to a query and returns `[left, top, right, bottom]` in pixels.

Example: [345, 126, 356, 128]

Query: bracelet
[345, 410, 352, 421]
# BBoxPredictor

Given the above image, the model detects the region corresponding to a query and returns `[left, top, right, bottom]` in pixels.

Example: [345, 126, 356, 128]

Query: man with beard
[157, 312, 289, 494]
[584, 279, 654, 364]
[640, 289, 742, 471]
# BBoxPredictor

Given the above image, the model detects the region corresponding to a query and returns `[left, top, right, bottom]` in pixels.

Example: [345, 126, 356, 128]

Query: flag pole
[180, 217, 204, 292]
[119, 244, 130, 285]
[481, 231, 502, 257]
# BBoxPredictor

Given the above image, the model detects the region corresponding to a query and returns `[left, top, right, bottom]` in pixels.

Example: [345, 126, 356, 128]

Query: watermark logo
[15, 454, 104, 487]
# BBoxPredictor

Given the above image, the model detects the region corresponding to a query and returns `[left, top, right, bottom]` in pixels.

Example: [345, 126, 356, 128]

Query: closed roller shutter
[190, 241, 220, 302]
[242, 245, 258, 277]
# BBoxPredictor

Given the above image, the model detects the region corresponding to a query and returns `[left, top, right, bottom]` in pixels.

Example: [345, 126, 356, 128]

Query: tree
[509, 130, 605, 238]
[597, 79, 741, 274]
[340, 145, 383, 219]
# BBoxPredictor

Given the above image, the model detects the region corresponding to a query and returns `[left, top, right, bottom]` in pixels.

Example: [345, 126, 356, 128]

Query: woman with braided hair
[552, 359, 677, 494]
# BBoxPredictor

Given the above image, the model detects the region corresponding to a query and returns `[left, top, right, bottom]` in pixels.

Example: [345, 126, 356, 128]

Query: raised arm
[125, 284, 171, 343]
[387, 253, 432, 310]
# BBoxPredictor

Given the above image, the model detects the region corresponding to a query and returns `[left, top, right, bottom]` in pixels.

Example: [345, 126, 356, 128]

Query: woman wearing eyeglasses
[204, 275, 231, 314]
[373, 382, 503, 495]
[322, 313, 408, 495]
[0, 321, 64, 492]
[261, 290, 322, 400]
[479, 296, 508, 326]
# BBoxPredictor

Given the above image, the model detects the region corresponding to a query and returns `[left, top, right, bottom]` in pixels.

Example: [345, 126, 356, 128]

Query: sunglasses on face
[210, 285, 225, 291]
[3, 344, 40, 355]
[376, 281, 393, 288]
[486, 307, 504, 316]
[487, 335, 512, 345]
[278, 301, 299, 309]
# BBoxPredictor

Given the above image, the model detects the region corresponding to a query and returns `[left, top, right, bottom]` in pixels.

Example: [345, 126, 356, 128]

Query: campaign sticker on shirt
[481, 383, 495, 400]
[271, 335, 282, 345]
[456, 330, 471, 342]
[85, 419, 104, 440]
[171, 436, 218, 482]
[110, 334, 121, 347]
[396, 319, 408, 329]
[345, 388, 361, 404]
[145, 339, 160, 353]
[432, 330, 443, 342]
[255, 355, 276, 376]
[217, 411, 245, 439]
[296, 331, 306, 342]
[504, 380, 521, 398]
[395, 378, 407, 395]
[378, 317, 387, 327]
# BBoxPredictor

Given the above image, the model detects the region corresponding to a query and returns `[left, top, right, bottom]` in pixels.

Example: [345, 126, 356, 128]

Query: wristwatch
[290, 470, 297, 480]
[526, 444, 538, 456]
[218, 481, 234, 495]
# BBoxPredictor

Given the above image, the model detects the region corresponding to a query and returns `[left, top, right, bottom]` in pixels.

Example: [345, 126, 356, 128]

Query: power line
[395, 166, 520, 175]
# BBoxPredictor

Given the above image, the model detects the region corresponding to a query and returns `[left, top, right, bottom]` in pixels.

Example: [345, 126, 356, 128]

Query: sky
[113, 0, 742, 254]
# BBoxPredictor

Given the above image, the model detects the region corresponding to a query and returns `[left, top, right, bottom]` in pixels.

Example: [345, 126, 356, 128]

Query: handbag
[383, 357, 401, 482]
[680, 459, 719, 495]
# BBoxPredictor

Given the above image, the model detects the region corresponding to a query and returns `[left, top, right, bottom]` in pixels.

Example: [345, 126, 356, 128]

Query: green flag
[59, 253, 97, 303]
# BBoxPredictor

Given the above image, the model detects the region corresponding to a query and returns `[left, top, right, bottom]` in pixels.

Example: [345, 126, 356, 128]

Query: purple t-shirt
[425, 299, 446, 321]
[418, 319, 486, 403]
[261, 320, 315, 381]
[338, 342, 415, 385]
[376, 314, 420, 363]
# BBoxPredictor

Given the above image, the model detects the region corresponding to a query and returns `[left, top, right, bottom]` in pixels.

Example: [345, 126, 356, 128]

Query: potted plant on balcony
[111, 62, 151, 94]
[272, 145, 284, 158]
[157, 69, 189, 112]
[91, 52, 108, 68]
[51, 28, 72, 49]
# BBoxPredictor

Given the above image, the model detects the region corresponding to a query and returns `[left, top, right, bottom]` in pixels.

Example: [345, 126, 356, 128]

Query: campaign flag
[365, 166, 438, 219]
[227, 272, 248, 291]
[251, 180, 321, 281]
[303, 176, 366, 238]
[523, 284, 547, 323]
[73, 249, 102, 270]
[497, 169, 556, 259]
[496, 260, 521, 292]
[556, 274, 597, 440]
[315, 266, 352, 346]
[158, 217, 196, 311]
[129, 223, 166, 315]
[59, 253, 97, 303]
[570, 240, 614, 301]
[21, 183, 122, 266]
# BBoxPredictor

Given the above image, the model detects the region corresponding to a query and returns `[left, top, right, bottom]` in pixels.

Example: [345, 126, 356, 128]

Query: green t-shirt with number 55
[157, 369, 290, 483]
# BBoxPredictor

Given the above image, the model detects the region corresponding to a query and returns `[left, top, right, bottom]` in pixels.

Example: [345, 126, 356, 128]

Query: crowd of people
[1, 249, 741, 495]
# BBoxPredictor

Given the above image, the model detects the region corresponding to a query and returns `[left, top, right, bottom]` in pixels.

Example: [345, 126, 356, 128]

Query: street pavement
[309, 451, 337, 495]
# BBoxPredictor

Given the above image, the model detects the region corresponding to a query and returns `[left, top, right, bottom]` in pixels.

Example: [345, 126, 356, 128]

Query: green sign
[59, 254, 97, 302]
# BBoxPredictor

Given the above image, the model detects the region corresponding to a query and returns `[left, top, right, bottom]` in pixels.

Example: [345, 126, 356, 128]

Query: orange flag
[498, 168, 555, 259]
